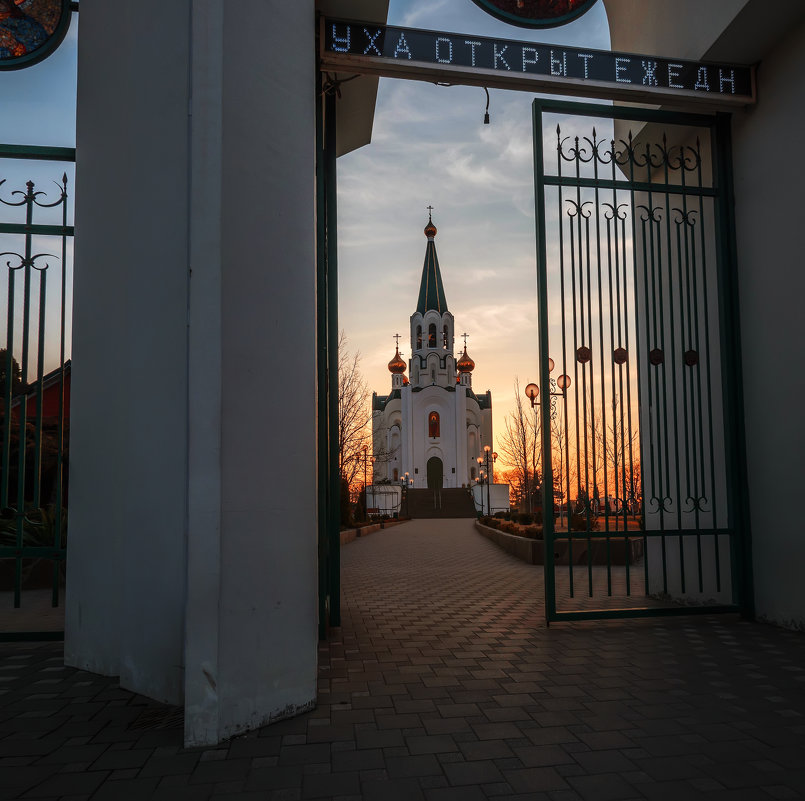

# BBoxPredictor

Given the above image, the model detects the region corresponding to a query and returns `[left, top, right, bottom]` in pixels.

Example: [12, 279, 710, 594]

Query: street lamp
[525, 358, 571, 522]
[524, 358, 571, 418]
[362, 444, 369, 520]
[476, 445, 498, 515]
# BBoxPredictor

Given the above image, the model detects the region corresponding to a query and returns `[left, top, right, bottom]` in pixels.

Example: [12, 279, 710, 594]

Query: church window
[428, 411, 440, 438]
[416, 325, 422, 348]
[443, 325, 449, 348]
[431, 367, 436, 382]
[471, 467, 476, 480]
[393, 468, 399, 481]
[428, 323, 437, 347]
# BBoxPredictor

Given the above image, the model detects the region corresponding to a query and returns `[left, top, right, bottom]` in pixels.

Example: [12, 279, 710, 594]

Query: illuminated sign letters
[322, 21, 755, 106]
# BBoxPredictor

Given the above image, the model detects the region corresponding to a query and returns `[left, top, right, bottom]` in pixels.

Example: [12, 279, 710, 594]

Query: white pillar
[66, 0, 318, 746]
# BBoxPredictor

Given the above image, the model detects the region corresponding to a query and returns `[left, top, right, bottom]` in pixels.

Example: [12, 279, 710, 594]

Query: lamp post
[525, 358, 570, 524]
[476, 445, 498, 515]
[362, 444, 369, 521]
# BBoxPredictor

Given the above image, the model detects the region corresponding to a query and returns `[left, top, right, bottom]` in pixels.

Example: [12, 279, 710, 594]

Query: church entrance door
[426, 457, 443, 490]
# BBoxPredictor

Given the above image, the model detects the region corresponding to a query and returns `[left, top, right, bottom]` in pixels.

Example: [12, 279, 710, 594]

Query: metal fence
[0, 145, 75, 640]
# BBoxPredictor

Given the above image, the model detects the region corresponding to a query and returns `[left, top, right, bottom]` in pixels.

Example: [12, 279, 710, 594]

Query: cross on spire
[426, 204, 434, 222]
[393, 333, 401, 347]
[461, 332, 469, 348]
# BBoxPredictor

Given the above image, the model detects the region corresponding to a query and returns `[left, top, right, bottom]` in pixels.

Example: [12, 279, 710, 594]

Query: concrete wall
[66, 0, 319, 744]
[730, 17, 805, 627]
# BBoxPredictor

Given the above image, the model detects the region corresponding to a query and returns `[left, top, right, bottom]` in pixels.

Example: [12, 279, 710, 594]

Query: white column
[66, 0, 319, 746]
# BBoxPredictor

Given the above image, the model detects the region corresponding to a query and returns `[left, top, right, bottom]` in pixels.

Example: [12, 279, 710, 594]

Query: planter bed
[340, 518, 409, 545]
[475, 521, 643, 566]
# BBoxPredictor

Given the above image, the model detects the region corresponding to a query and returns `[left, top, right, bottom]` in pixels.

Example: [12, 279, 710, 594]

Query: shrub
[569, 513, 599, 531]
[517, 512, 533, 525]
[521, 524, 543, 540]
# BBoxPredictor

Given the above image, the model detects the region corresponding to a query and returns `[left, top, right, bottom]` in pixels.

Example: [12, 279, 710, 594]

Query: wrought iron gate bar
[551, 528, 733, 539]
[541, 176, 718, 197]
[0, 145, 75, 162]
[534, 99, 747, 623]
[0, 224, 75, 236]
[0, 146, 73, 640]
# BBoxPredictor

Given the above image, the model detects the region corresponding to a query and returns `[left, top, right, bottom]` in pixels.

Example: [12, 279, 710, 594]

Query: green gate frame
[533, 99, 753, 624]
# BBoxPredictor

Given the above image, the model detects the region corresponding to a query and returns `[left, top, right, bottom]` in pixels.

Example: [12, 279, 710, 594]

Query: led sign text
[323, 21, 754, 105]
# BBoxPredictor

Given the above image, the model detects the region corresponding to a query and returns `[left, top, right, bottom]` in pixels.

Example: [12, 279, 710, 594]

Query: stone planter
[475, 522, 643, 566]
[340, 518, 409, 545]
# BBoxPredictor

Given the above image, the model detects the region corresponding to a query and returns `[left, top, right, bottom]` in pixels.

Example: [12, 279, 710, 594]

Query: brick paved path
[3, 518, 805, 800]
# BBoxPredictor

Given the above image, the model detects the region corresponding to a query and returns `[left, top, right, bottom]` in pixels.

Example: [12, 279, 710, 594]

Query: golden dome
[457, 346, 475, 373]
[424, 218, 437, 239]
[388, 347, 406, 374]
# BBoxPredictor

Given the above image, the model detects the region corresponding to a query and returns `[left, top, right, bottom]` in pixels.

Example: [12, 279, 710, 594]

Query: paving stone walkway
[2, 518, 805, 800]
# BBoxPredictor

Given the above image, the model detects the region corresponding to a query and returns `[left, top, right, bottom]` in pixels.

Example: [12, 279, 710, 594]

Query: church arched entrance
[426, 457, 443, 490]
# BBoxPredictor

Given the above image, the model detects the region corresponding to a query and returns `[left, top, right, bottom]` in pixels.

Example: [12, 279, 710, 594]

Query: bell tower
[409, 210, 455, 388]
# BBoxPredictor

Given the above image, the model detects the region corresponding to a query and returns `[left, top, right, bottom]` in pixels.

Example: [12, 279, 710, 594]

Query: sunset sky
[0, 2, 617, 470]
[338, 0, 611, 464]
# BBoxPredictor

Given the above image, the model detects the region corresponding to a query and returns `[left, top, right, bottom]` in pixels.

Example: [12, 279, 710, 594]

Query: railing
[0, 145, 75, 640]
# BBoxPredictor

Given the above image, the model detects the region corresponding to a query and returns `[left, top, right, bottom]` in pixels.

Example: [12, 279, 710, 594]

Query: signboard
[321, 20, 755, 108]
[0, 0, 72, 71]
[471, 0, 600, 29]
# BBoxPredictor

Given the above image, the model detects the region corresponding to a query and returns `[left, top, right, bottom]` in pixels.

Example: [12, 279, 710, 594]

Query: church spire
[416, 210, 448, 314]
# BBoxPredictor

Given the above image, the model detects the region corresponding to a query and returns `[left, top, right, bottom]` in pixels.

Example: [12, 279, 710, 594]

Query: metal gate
[533, 100, 751, 623]
[0, 145, 75, 640]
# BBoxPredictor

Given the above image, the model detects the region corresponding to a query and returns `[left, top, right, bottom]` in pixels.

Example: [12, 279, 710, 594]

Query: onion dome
[388, 346, 406, 374]
[457, 345, 475, 373]
[403, 376, 410, 385]
[424, 217, 437, 239]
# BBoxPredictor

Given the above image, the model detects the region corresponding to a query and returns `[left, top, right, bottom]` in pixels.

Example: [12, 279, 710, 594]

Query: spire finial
[393, 333, 401, 348]
[461, 332, 469, 348]
[426, 204, 434, 222]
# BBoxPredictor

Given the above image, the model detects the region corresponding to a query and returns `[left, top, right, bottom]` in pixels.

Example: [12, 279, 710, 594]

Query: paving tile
[406, 735, 459, 755]
[4, 521, 805, 801]
[22, 768, 110, 797]
[301, 770, 359, 798]
[385, 753, 442, 778]
[504, 766, 569, 793]
[190, 758, 252, 784]
[362, 777, 424, 801]
[443, 759, 502, 785]
[424, 786, 486, 801]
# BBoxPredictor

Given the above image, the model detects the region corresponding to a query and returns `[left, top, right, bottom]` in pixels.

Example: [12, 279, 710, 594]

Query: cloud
[340, 0, 613, 447]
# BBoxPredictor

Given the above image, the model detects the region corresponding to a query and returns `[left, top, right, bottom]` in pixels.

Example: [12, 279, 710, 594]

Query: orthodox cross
[426, 204, 434, 221]
[393, 333, 401, 347]
[461, 332, 469, 347]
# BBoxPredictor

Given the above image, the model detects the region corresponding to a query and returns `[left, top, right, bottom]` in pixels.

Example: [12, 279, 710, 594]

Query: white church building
[372, 215, 493, 490]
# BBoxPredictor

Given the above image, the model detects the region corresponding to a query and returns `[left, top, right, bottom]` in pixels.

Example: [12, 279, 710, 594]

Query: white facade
[372, 220, 493, 489]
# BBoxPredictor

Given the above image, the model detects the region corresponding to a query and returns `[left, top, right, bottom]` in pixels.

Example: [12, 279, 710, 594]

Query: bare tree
[497, 377, 541, 512]
[338, 331, 371, 493]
